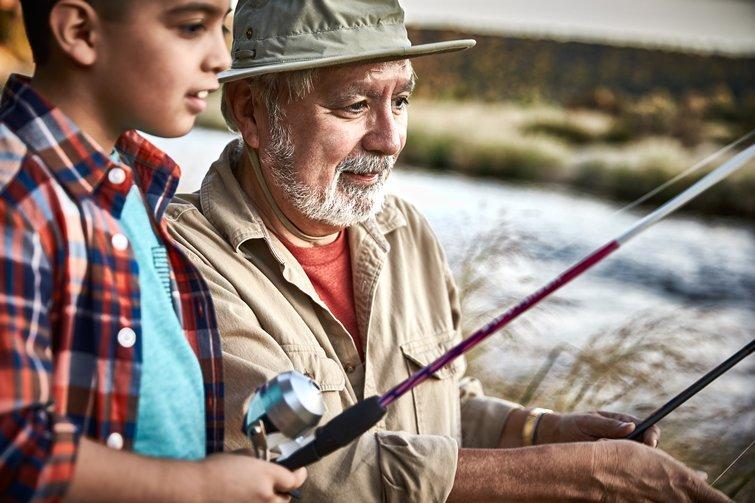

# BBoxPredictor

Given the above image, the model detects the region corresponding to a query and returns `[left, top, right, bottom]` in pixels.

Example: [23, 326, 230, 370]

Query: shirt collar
[0, 74, 181, 215]
[198, 138, 406, 253]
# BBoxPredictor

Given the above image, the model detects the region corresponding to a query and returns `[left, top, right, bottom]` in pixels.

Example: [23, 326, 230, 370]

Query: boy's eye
[179, 22, 207, 37]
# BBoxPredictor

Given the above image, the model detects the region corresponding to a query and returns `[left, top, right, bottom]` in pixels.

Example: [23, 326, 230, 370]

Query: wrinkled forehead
[315, 59, 415, 97]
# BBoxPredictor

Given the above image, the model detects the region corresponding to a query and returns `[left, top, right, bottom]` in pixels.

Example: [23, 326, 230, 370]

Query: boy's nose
[206, 34, 232, 74]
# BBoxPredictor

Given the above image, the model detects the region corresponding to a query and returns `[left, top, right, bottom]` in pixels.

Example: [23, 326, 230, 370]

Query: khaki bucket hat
[219, 0, 475, 83]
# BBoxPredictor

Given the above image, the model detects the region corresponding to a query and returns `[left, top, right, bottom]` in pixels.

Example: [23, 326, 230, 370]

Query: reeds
[449, 217, 754, 500]
[401, 99, 755, 220]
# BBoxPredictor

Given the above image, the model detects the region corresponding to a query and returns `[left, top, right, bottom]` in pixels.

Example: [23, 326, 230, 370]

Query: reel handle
[276, 396, 387, 470]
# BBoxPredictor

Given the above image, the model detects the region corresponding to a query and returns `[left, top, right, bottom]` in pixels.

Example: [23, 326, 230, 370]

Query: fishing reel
[243, 371, 326, 461]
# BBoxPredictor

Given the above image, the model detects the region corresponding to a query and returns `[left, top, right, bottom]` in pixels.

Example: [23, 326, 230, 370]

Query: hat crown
[231, 0, 411, 70]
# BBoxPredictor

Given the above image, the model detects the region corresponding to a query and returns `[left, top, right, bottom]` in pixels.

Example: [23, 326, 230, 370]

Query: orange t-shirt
[279, 231, 363, 361]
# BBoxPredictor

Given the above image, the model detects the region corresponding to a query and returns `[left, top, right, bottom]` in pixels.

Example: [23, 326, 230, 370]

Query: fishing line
[711, 439, 754, 487]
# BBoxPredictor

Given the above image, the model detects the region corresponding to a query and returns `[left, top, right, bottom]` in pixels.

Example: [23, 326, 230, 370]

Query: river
[148, 127, 754, 441]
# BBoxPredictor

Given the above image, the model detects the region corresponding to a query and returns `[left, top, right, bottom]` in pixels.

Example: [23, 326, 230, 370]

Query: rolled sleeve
[376, 431, 459, 503]
[459, 377, 522, 448]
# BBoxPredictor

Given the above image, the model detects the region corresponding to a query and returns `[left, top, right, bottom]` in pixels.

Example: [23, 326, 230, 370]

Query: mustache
[337, 154, 395, 175]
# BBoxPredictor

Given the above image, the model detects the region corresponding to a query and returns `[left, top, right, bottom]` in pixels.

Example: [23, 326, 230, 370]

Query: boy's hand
[199, 453, 307, 502]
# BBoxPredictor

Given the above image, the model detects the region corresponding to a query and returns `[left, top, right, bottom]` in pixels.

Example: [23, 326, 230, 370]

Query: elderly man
[167, 1, 728, 501]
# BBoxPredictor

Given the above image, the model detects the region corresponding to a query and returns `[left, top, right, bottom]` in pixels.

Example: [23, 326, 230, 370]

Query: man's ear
[225, 80, 262, 149]
[48, 0, 100, 66]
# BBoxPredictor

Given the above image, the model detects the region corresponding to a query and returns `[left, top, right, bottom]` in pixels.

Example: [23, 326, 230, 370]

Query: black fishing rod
[627, 339, 754, 440]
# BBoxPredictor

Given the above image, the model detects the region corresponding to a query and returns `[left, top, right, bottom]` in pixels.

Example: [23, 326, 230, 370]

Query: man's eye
[344, 101, 368, 114]
[394, 96, 410, 110]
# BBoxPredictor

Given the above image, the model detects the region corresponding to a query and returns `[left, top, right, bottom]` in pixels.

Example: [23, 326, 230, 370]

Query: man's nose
[362, 105, 403, 157]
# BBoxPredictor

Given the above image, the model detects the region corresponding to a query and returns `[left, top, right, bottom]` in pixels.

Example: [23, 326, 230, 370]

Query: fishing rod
[274, 143, 755, 470]
[627, 338, 754, 440]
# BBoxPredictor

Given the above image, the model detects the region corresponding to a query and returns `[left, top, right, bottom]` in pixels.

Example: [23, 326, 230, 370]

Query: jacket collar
[199, 138, 406, 253]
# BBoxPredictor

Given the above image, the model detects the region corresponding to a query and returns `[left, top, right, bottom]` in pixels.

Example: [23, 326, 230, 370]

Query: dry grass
[401, 99, 755, 220]
[449, 216, 754, 500]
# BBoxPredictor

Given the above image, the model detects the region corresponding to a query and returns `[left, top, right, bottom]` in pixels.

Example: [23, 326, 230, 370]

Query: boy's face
[94, 0, 231, 137]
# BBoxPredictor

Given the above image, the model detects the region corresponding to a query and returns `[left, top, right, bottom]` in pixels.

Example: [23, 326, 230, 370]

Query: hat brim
[218, 39, 475, 83]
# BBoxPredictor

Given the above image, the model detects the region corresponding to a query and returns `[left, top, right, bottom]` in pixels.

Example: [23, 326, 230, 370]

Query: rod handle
[276, 395, 387, 470]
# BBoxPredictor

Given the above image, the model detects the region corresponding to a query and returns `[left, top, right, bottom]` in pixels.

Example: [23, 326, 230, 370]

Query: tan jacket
[166, 140, 519, 502]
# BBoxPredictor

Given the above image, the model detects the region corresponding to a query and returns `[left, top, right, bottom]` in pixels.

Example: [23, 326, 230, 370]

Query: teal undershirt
[113, 152, 206, 460]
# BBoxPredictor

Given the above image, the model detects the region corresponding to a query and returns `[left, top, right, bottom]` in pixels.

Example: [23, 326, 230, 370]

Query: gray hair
[220, 68, 319, 132]
[220, 59, 416, 132]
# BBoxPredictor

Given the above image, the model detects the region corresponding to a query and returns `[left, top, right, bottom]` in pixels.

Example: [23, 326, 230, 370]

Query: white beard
[261, 117, 394, 228]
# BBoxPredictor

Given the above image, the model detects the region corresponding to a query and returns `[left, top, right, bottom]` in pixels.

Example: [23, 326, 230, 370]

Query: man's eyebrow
[397, 75, 417, 95]
[326, 77, 416, 104]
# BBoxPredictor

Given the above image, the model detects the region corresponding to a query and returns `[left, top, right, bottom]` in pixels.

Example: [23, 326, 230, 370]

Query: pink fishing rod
[277, 143, 755, 470]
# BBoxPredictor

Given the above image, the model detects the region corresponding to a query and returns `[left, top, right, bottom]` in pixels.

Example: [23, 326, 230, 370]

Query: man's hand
[449, 440, 730, 502]
[536, 410, 661, 447]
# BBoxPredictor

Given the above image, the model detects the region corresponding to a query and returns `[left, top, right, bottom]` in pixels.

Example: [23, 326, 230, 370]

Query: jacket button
[117, 327, 136, 348]
[106, 432, 124, 450]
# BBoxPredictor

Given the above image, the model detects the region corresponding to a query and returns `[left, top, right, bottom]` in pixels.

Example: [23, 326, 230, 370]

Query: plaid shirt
[0, 75, 224, 501]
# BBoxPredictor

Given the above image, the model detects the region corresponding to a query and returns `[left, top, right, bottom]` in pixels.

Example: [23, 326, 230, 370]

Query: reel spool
[243, 371, 325, 460]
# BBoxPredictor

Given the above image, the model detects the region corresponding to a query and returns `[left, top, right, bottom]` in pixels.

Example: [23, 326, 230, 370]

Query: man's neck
[31, 69, 121, 154]
[239, 150, 341, 248]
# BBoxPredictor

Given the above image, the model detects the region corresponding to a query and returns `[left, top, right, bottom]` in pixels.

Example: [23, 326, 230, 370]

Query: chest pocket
[399, 333, 465, 437]
[280, 344, 346, 392]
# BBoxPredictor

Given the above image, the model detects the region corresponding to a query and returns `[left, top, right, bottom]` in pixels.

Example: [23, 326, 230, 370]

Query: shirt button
[106, 432, 124, 450]
[108, 167, 126, 185]
[111, 233, 129, 251]
[344, 364, 356, 374]
[117, 327, 136, 348]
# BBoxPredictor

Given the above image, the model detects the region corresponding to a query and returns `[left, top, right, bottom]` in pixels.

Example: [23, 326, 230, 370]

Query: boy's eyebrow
[166, 1, 229, 16]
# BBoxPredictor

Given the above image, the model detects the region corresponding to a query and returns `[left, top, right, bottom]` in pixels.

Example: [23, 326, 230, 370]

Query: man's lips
[341, 171, 383, 183]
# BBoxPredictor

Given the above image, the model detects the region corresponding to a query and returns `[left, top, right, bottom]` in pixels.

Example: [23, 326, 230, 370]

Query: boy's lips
[185, 88, 215, 114]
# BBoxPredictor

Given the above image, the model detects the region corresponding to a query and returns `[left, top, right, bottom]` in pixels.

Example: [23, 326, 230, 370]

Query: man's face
[94, 0, 231, 137]
[259, 60, 414, 229]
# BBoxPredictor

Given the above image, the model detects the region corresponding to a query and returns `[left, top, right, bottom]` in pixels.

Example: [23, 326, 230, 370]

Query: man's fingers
[691, 478, 732, 503]
[642, 425, 661, 447]
[579, 414, 636, 438]
[598, 411, 661, 445]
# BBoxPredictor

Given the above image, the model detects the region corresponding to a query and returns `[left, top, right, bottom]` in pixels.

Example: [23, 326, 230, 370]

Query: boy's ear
[48, 0, 100, 66]
[226, 80, 262, 149]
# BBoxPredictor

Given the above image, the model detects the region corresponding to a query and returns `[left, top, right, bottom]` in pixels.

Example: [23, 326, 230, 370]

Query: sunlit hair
[221, 68, 319, 131]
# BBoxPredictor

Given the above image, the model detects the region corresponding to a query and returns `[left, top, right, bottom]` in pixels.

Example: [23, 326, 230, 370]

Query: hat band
[231, 21, 412, 70]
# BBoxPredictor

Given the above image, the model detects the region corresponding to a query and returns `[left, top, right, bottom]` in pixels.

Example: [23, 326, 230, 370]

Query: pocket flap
[281, 344, 346, 392]
[400, 334, 464, 380]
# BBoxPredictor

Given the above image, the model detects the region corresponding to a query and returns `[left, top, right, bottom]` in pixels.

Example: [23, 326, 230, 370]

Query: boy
[0, 0, 305, 501]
